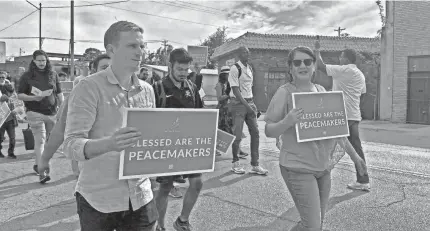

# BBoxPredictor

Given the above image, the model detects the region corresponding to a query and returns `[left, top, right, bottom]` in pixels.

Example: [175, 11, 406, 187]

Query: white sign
[31, 86, 53, 97]
[0, 42, 5, 64]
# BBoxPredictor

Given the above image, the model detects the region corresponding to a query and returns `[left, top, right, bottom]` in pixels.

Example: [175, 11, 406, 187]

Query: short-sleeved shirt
[228, 61, 253, 99]
[156, 76, 203, 109]
[18, 70, 62, 115]
[326, 64, 366, 121]
[264, 83, 339, 171]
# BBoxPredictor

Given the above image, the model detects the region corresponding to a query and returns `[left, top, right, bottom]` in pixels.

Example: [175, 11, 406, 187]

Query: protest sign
[187, 45, 208, 67]
[60, 81, 74, 93]
[119, 108, 219, 180]
[0, 102, 10, 127]
[216, 129, 235, 154]
[292, 91, 349, 143]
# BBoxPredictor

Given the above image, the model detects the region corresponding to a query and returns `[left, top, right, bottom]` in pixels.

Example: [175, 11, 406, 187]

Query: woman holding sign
[17, 50, 63, 175]
[264, 46, 367, 231]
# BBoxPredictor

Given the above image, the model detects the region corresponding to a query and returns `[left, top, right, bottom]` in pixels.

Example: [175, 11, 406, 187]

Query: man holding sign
[152, 48, 204, 231]
[63, 21, 158, 231]
[314, 40, 370, 191]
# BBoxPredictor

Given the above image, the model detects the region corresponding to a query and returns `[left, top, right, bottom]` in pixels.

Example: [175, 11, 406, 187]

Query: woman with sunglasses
[17, 50, 64, 175]
[264, 46, 367, 231]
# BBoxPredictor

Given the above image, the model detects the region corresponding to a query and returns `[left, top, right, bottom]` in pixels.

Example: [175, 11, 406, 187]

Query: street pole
[334, 26, 346, 37]
[39, 3, 42, 50]
[25, 1, 42, 50]
[70, 0, 75, 80]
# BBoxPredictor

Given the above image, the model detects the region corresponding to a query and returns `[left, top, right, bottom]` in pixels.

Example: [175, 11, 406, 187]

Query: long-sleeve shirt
[63, 66, 156, 213]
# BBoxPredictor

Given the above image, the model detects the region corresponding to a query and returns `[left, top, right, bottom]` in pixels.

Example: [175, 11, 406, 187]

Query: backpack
[153, 78, 196, 108]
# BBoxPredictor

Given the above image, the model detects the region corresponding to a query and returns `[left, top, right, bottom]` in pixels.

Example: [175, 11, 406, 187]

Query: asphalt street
[0, 122, 429, 231]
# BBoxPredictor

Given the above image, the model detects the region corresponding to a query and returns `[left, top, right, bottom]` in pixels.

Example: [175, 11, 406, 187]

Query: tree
[200, 26, 233, 69]
[376, 0, 386, 38]
[83, 48, 102, 62]
[143, 44, 173, 66]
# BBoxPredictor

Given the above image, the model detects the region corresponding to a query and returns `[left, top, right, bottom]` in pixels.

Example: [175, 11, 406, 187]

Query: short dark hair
[93, 54, 111, 70]
[343, 49, 357, 64]
[104, 21, 144, 48]
[58, 72, 67, 77]
[140, 67, 148, 74]
[0, 70, 7, 75]
[169, 48, 193, 65]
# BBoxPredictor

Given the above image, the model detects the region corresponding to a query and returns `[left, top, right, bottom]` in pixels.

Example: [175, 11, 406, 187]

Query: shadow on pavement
[202, 171, 260, 191]
[0, 198, 79, 231]
[225, 190, 367, 231]
[0, 175, 77, 201]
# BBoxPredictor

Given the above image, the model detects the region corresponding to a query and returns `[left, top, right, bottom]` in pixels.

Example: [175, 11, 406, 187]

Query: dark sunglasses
[292, 59, 314, 67]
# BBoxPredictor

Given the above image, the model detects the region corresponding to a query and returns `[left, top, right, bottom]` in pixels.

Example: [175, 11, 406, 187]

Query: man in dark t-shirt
[152, 48, 203, 231]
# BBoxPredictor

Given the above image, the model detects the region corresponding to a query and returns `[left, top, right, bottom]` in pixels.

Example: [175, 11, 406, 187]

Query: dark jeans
[0, 120, 15, 155]
[348, 120, 370, 184]
[230, 99, 259, 166]
[75, 192, 158, 231]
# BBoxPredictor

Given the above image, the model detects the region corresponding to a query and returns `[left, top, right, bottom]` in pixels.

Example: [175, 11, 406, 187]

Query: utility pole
[19, 48, 25, 56]
[39, 3, 42, 49]
[334, 26, 346, 37]
[162, 39, 168, 65]
[26, 1, 42, 49]
[70, 0, 75, 80]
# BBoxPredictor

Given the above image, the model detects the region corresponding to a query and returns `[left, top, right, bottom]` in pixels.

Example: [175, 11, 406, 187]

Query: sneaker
[173, 175, 186, 183]
[0, 153, 4, 158]
[7, 153, 17, 159]
[156, 225, 166, 231]
[238, 150, 249, 159]
[347, 182, 370, 191]
[39, 171, 51, 184]
[216, 150, 222, 156]
[231, 162, 246, 174]
[33, 165, 39, 176]
[173, 217, 192, 231]
[249, 166, 269, 175]
[169, 186, 183, 198]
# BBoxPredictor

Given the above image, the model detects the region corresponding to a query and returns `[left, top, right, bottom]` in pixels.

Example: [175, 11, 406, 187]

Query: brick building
[211, 32, 380, 112]
[380, 1, 430, 124]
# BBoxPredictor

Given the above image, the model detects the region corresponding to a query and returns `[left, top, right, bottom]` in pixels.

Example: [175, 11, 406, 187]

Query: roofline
[211, 31, 380, 60]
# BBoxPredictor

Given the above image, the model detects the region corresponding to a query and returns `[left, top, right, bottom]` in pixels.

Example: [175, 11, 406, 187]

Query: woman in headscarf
[264, 46, 367, 231]
[18, 50, 63, 175]
[215, 66, 249, 158]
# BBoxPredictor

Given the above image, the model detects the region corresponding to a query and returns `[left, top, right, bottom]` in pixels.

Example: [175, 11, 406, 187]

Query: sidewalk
[0, 123, 429, 231]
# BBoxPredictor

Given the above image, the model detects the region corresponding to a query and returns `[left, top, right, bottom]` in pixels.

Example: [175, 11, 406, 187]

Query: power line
[149, 1, 224, 16]
[0, 36, 187, 45]
[42, 0, 130, 9]
[176, 1, 225, 12]
[0, 9, 38, 33]
[87, 2, 242, 31]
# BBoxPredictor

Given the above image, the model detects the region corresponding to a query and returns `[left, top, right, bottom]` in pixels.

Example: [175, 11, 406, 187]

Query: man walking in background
[315, 40, 370, 191]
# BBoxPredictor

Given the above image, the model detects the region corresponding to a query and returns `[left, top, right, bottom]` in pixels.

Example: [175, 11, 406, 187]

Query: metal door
[407, 56, 430, 124]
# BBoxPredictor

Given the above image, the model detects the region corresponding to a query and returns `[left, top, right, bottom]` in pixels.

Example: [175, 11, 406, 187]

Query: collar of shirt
[164, 75, 185, 90]
[105, 66, 144, 92]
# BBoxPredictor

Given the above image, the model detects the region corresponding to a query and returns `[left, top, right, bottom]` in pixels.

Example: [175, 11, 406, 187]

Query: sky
[0, 0, 385, 57]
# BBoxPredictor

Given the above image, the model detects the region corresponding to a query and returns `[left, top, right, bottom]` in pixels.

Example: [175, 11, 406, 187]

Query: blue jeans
[26, 111, 56, 166]
[230, 99, 259, 166]
[76, 192, 158, 231]
[348, 120, 369, 184]
[280, 166, 331, 231]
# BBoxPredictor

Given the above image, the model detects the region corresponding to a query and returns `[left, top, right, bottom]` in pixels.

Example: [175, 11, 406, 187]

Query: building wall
[389, 1, 430, 122]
